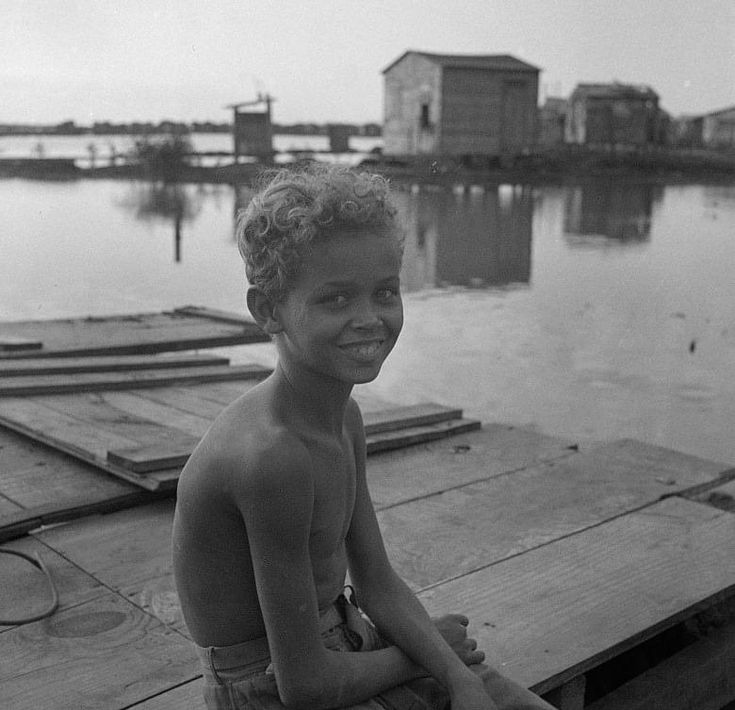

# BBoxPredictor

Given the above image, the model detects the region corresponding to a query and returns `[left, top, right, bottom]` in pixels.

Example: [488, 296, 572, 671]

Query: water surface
[1, 175, 734, 465]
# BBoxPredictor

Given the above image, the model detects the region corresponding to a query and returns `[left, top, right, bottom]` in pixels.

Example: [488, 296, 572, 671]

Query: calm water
[1, 172, 734, 466]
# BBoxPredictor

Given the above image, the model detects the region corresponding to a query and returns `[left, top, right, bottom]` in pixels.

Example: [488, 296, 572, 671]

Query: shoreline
[2, 148, 735, 186]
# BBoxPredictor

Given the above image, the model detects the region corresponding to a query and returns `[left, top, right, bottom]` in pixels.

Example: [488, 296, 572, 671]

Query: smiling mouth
[339, 340, 384, 361]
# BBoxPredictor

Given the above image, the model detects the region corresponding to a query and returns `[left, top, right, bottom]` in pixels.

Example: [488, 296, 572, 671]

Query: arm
[235, 438, 428, 710]
[345, 407, 493, 709]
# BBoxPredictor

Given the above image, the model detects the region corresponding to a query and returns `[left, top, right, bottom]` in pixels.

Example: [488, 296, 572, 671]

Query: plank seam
[375, 448, 578, 512]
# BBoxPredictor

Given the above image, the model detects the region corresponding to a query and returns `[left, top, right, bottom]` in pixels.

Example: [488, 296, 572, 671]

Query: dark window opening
[420, 103, 431, 129]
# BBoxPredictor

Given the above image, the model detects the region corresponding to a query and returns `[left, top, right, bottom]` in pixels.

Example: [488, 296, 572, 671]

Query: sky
[3, 0, 734, 126]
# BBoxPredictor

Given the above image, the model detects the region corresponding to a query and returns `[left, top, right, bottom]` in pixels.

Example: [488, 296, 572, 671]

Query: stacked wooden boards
[0, 351, 481, 491]
[2, 432, 734, 709]
[0, 306, 269, 358]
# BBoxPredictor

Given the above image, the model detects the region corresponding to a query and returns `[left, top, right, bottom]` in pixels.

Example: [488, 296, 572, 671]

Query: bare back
[172, 378, 360, 647]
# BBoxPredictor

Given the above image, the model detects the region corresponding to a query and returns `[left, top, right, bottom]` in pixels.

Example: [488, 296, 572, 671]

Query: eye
[375, 287, 399, 301]
[321, 293, 349, 307]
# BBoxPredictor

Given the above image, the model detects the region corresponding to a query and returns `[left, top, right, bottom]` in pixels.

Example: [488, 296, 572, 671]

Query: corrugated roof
[383, 50, 540, 74]
[571, 82, 659, 101]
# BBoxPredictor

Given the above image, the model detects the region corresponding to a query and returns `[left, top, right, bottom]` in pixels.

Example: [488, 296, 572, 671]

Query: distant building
[229, 95, 274, 161]
[702, 106, 735, 149]
[326, 124, 352, 152]
[538, 97, 567, 146]
[566, 83, 660, 146]
[382, 50, 540, 157]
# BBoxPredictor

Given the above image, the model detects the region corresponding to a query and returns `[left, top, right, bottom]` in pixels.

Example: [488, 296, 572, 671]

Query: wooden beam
[0, 353, 230, 377]
[585, 619, 735, 710]
[416, 497, 735, 695]
[362, 403, 463, 435]
[543, 676, 586, 710]
[172, 305, 260, 327]
[0, 364, 271, 396]
[0, 336, 43, 353]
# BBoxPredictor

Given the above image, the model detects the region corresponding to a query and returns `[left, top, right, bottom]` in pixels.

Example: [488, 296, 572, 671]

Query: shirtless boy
[173, 165, 554, 710]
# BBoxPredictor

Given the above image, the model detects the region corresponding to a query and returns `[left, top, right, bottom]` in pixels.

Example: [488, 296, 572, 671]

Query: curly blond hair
[237, 163, 401, 301]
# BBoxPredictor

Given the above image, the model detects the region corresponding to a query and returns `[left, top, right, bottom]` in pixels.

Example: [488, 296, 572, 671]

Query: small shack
[382, 51, 540, 158]
[229, 94, 274, 162]
[702, 105, 735, 150]
[565, 83, 660, 147]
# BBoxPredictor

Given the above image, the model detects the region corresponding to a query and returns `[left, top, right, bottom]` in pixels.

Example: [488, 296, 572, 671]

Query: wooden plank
[0, 336, 43, 352]
[367, 424, 578, 509]
[0, 535, 106, 630]
[0, 308, 269, 359]
[0, 353, 229, 377]
[362, 403, 463, 435]
[108, 441, 199, 473]
[84, 391, 214, 438]
[173, 304, 259, 326]
[687, 475, 735, 513]
[378, 438, 732, 590]
[0, 591, 199, 709]
[35, 500, 187, 633]
[416, 498, 735, 695]
[128, 385, 244, 419]
[0, 363, 271, 396]
[130, 679, 205, 710]
[585, 620, 735, 710]
[366, 417, 481, 454]
[108, 416, 482, 474]
[0, 398, 163, 490]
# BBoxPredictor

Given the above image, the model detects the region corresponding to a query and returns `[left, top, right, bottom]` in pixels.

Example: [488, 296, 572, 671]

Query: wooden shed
[382, 51, 540, 157]
[565, 83, 660, 147]
[702, 105, 735, 149]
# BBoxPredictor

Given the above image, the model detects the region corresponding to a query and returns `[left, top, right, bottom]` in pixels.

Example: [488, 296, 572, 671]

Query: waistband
[195, 598, 346, 679]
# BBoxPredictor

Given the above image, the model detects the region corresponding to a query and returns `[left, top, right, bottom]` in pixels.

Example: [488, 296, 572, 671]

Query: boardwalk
[2, 425, 734, 709]
[1, 308, 734, 709]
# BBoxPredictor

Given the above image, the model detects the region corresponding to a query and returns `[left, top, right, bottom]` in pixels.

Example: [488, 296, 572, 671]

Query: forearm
[359, 573, 479, 692]
[291, 644, 424, 710]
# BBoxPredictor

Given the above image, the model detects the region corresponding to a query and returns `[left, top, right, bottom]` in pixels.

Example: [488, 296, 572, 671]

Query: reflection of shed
[538, 97, 567, 146]
[566, 83, 659, 146]
[229, 94, 274, 161]
[382, 51, 540, 157]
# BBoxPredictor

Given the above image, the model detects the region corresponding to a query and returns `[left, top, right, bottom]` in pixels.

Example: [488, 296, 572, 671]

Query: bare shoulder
[178, 387, 313, 507]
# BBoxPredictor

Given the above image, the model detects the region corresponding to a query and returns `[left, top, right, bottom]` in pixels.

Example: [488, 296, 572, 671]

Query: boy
[172, 165, 553, 710]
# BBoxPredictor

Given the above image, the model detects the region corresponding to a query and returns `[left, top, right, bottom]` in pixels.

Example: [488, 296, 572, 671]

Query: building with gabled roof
[382, 50, 540, 157]
[566, 82, 660, 146]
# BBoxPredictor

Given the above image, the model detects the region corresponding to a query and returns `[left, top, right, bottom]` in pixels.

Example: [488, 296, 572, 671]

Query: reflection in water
[121, 183, 203, 261]
[563, 181, 661, 246]
[394, 184, 534, 292]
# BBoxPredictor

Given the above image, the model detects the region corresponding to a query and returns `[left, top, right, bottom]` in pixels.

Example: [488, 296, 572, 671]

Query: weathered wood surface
[585, 618, 735, 710]
[0, 363, 271, 396]
[377, 438, 729, 589]
[0, 591, 199, 710]
[0, 376, 480, 485]
[417, 497, 735, 695]
[2, 436, 735, 708]
[0, 307, 268, 359]
[0, 352, 230, 377]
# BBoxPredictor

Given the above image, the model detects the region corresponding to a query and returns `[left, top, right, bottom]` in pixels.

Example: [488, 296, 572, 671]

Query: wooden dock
[1, 425, 734, 709]
[0, 306, 269, 358]
[1, 307, 735, 709]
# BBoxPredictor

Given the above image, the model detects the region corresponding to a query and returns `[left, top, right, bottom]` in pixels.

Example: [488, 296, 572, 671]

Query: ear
[247, 287, 284, 335]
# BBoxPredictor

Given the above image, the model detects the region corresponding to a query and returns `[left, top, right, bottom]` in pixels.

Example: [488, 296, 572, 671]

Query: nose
[351, 298, 381, 330]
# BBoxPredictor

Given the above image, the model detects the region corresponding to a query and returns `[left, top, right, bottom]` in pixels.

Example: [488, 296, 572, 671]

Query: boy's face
[275, 230, 403, 386]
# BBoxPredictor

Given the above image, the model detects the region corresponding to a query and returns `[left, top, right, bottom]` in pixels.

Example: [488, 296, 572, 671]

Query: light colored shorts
[195, 593, 553, 710]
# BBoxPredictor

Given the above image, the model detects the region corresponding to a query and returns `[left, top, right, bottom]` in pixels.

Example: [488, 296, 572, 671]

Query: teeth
[342, 341, 382, 359]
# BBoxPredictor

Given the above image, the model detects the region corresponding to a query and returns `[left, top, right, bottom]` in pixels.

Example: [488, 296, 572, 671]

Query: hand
[433, 614, 486, 666]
